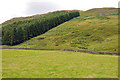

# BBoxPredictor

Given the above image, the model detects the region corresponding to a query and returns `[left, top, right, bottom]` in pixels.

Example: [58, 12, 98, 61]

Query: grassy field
[2, 49, 118, 78]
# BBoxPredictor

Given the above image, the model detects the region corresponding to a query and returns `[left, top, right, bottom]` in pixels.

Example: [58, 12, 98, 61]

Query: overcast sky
[0, 0, 119, 24]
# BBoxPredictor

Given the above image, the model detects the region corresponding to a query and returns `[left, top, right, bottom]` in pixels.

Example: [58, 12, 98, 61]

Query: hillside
[2, 8, 119, 53]
[2, 11, 79, 45]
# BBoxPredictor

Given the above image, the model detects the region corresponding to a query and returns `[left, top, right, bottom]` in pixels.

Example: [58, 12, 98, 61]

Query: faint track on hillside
[1, 48, 119, 55]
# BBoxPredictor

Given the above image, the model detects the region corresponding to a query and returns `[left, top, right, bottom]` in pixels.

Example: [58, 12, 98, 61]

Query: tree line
[2, 11, 80, 45]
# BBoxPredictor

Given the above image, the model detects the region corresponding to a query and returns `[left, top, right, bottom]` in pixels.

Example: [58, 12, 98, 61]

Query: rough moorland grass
[2, 8, 119, 53]
[8, 15, 118, 53]
[2, 49, 118, 78]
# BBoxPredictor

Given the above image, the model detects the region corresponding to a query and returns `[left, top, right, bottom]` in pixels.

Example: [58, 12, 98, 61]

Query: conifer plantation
[2, 11, 80, 45]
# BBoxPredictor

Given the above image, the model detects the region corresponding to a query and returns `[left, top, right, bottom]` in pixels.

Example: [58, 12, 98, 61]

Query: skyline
[0, 0, 119, 24]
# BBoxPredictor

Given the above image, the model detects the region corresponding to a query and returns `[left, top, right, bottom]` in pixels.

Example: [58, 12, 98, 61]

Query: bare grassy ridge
[87, 8, 118, 15]
[2, 12, 51, 25]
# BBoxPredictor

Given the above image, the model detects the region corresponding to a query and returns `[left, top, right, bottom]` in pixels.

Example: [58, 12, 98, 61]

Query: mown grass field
[2, 49, 118, 78]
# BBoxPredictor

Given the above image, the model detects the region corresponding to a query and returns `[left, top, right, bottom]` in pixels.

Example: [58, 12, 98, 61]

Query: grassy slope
[2, 8, 119, 53]
[2, 49, 118, 78]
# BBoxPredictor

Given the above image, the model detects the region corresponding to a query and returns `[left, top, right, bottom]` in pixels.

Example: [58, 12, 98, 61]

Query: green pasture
[2, 49, 118, 78]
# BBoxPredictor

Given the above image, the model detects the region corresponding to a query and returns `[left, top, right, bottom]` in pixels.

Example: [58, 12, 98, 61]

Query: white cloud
[0, 0, 119, 24]
[0, 0, 29, 24]
[25, 1, 60, 15]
